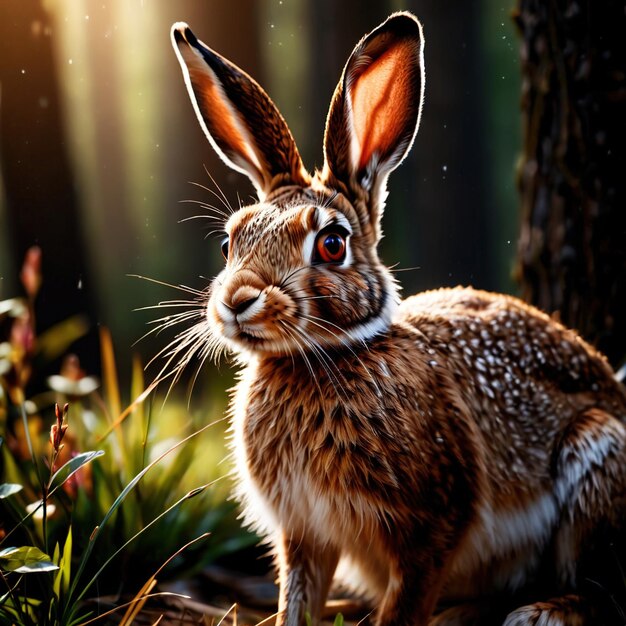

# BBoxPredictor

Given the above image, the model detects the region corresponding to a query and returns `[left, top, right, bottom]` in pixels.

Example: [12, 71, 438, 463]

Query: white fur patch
[344, 274, 400, 344]
[230, 364, 281, 536]
[452, 493, 558, 592]
[554, 418, 625, 508]
[215, 299, 235, 324]
[302, 230, 317, 265]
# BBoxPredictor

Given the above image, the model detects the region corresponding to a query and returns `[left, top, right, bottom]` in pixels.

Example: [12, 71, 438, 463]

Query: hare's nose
[227, 286, 261, 316]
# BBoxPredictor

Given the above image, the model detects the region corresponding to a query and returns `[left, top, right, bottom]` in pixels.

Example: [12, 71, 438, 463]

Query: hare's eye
[314, 229, 347, 264]
[221, 236, 230, 261]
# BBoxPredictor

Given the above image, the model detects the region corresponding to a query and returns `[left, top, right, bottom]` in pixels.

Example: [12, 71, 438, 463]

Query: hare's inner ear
[322, 13, 424, 234]
[172, 23, 310, 199]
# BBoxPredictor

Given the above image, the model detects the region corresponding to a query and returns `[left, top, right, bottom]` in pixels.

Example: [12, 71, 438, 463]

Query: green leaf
[0, 483, 23, 499]
[67, 610, 94, 626]
[0, 546, 59, 573]
[52, 542, 61, 598]
[61, 526, 73, 595]
[36, 315, 90, 361]
[333, 614, 344, 626]
[62, 419, 222, 624]
[49, 451, 105, 494]
[53, 527, 72, 598]
[0, 603, 21, 622]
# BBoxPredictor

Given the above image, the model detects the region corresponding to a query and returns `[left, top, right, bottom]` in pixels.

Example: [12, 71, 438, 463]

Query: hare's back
[399, 286, 556, 328]
[396, 286, 626, 429]
[394, 287, 626, 595]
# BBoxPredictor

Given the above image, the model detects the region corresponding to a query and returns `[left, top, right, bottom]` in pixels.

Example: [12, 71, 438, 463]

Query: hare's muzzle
[209, 270, 300, 352]
[224, 285, 262, 318]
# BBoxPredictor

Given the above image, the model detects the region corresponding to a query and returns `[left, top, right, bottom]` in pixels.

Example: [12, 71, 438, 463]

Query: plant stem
[19, 400, 43, 489]
[0, 570, 29, 626]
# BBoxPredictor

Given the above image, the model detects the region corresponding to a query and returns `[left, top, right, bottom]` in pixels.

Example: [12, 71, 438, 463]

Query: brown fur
[170, 12, 626, 626]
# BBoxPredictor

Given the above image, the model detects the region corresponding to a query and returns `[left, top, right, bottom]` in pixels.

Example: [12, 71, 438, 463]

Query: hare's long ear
[322, 13, 424, 237]
[172, 23, 310, 199]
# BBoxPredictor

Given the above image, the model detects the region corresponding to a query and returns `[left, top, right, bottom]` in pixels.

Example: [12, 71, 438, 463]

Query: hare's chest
[230, 373, 386, 542]
[233, 399, 343, 536]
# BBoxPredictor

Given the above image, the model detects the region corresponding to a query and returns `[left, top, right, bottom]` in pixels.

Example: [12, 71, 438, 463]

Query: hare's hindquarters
[551, 407, 626, 583]
[495, 408, 626, 626]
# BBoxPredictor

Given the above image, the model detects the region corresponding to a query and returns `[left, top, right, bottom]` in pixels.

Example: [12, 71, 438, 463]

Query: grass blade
[62, 418, 224, 622]
[48, 451, 105, 495]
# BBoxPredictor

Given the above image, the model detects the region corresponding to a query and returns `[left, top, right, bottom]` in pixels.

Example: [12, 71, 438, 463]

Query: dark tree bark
[515, 0, 626, 368]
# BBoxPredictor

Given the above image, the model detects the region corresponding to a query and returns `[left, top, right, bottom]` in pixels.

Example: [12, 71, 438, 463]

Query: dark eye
[221, 236, 229, 261]
[314, 229, 347, 264]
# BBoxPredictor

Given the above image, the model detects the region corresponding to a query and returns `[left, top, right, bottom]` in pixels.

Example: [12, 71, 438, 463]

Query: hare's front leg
[276, 532, 339, 626]
[376, 548, 456, 626]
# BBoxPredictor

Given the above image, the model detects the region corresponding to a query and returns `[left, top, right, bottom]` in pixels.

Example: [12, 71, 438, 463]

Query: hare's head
[171, 13, 424, 357]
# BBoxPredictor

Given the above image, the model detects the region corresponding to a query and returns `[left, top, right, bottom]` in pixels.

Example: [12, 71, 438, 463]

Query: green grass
[0, 252, 255, 624]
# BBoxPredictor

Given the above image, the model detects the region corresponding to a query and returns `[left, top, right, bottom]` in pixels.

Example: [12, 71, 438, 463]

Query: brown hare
[170, 12, 626, 626]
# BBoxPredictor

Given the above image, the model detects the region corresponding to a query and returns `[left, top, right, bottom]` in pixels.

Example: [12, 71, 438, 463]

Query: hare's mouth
[238, 330, 266, 345]
[227, 330, 295, 356]
[227, 323, 288, 352]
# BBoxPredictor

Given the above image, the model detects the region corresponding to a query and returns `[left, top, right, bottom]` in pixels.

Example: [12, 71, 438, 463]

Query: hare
[170, 12, 626, 626]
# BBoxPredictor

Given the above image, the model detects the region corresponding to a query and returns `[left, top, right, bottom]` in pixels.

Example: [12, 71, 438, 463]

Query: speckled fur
[171, 13, 626, 626]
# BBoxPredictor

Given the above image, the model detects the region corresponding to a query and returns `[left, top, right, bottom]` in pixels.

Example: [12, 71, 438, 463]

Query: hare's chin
[216, 321, 292, 354]
[226, 333, 296, 356]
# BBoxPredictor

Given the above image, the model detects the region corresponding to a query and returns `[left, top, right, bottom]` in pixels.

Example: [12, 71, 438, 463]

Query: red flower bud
[50, 403, 69, 453]
[20, 246, 42, 299]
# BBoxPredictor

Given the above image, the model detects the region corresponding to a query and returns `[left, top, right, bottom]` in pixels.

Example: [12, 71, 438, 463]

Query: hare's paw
[502, 594, 590, 626]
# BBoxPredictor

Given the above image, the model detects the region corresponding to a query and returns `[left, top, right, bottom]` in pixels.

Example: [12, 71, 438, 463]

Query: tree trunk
[0, 0, 98, 370]
[515, 0, 626, 368]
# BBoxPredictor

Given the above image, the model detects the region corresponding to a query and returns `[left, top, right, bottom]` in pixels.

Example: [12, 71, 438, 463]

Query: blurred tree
[399, 0, 494, 292]
[305, 0, 382, 166]
[0, 0, 97, 368]
[515, 0, 626, 368]
[0, 1, 264, 367]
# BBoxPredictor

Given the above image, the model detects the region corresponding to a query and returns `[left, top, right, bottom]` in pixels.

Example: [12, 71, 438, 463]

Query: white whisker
[136, 301, 201, 312]
[283, 321, 350, 405]
[129, 274, 205, 296]
[278, 321, 326, 399]
[300, 313, 383, 402]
